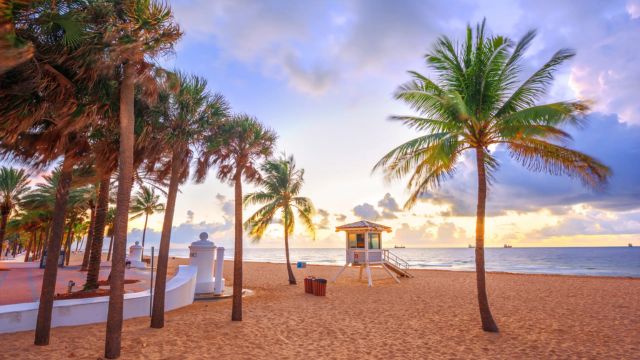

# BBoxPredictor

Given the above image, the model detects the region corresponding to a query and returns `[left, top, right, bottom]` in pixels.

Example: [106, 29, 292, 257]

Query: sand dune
[0, 259, 638, 359]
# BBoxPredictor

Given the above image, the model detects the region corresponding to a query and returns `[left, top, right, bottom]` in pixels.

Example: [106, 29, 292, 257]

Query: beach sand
[0, 258, 638, 359]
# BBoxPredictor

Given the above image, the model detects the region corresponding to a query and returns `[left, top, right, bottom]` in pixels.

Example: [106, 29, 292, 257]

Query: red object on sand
[312, 278, 327, 296]
[304, 276, 315, 294]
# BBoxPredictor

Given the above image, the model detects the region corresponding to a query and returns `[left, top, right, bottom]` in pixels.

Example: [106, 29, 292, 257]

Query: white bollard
[128, 241, 146, 269]
[189, 232, 216, 294]
[214, 247, 225, 295]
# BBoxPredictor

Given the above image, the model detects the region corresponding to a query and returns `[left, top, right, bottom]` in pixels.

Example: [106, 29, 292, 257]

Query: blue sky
[124, 0, 640, 249]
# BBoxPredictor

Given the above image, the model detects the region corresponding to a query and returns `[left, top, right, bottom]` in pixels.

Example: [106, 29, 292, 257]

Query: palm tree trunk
[284, 215, 296, 285]
[151, 148, 182, 328]
[105, 60, 136, 360]
[34, 156, 74, 345]
[474, 147, 499, 333]
[25, 230, 35, 262]
[141, 213, 148, 260]
[64, 226, 73, 266]
[75, 236, 82, 253]
[231, 170, 243, 321]
[0, 210, 9, 259]
[36, 228, 46, 260]
[107, 233, 114, 261]
[85, 175, 111, 290]
[81, 201, 96, 271]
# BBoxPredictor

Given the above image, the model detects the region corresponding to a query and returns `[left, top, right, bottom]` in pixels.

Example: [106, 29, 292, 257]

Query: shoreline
[165, 256, 640, 280]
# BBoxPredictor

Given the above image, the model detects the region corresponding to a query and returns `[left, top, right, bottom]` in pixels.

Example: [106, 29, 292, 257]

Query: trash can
[39, 250, 65, 269]
[304, 276, 315, 294]
[312, 278, 327, 296]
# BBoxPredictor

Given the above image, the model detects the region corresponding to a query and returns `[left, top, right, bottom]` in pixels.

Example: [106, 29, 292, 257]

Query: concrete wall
[0, 265, 197, 334]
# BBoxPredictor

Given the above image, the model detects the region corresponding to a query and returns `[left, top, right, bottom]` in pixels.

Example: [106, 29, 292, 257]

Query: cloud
[378, 193, 401, 219]
[352, 202, 380, 220]
[335, 213, 347, 222]
[128, 219, 233, 248]
[216, 193, 234, 219]
[317, 208, 331, 229]
[186, 210, 194, 223]
[526, 207, 640, 240]
[393, 221, 468, 246]
[413, 113, 640, 216]
[171, 0, 339, 95]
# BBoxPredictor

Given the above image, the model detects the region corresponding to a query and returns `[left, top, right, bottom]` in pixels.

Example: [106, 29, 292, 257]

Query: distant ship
[504, 244, 513, 248]
[630, 243, 634, 247]
[468, 244, 475, 248]
[394, 245, 406, 249]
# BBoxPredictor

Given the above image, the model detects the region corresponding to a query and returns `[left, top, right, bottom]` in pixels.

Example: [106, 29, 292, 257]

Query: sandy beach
[0, 258, 638, 359]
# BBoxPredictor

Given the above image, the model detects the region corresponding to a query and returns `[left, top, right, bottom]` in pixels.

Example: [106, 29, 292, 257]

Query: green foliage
[0, 166, 30, 215]
[197, 114, 277, 185]
[374, 19, 611, 209]
[244, 155, 316, 242]
[129, 185, 164, 220]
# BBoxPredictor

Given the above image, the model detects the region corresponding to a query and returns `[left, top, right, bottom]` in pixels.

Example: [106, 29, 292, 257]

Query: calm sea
[166, 247, 640, 278]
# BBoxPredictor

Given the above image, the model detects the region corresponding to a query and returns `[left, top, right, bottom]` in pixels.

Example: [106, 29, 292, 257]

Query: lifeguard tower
[332, 220, 412, 287]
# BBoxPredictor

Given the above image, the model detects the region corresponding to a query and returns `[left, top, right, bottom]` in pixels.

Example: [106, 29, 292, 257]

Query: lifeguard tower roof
[335, 220, 392, 233]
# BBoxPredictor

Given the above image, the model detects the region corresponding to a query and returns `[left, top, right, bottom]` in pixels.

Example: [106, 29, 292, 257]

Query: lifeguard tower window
[369, 233, 380, 249]
[348, 233, 366, 248]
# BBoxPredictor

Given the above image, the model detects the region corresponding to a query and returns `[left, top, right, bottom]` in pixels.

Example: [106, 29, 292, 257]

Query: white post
[128, 241, 146, 269]
[364, 231, 369, 265]
[189, 232, 216, 294]
[214, 246, 225, 295]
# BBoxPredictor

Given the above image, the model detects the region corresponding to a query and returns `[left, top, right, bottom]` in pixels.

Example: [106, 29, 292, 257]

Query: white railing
[382, 249, 410, 271]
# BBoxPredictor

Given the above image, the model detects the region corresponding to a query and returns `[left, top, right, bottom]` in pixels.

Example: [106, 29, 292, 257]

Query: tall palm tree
[129, 186, 165, 258]
[0, 166, 30, 256]
[374, 20, 610, 332]
[149, 72, 229, 329]
[244, 155, 316, 285]
[197, 114, 277, 321]
[104, 2, 180, 357]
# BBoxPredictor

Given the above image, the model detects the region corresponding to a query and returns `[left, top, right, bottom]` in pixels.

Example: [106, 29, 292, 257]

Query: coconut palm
[148, 72, 229, 328]
[197, 114, 277, 321]
[129, 186, 165, 258]
[0, 166, 30, 256]
[244, 155, 316, 285]
[374, 20, 611, 332]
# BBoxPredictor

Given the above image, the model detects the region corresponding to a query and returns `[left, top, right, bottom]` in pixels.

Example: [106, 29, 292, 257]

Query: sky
[87, 0, 640, 249]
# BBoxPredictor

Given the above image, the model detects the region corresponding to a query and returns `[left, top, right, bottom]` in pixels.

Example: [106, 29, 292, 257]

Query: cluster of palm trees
[0, 1, 309, 359]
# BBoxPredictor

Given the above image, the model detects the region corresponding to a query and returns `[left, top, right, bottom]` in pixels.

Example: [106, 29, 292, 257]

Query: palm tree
[0, 166, 30, 257]
[129, 186, 165, 259]
[374, 20, 611, 332]
[149, 72, 229, 329]
[104, 2, 180, 357]
[244, 155, 316, 285]
[197, 114, 277, 321]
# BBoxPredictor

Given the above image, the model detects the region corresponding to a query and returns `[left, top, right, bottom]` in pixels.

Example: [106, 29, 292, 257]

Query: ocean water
[166, 247, 640, 278]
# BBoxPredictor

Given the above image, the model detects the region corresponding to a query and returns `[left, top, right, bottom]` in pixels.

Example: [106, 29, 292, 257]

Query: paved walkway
[0, 255, 152, 305]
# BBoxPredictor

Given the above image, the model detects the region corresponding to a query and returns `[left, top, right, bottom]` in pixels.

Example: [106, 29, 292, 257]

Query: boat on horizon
[468, 244, 475, 248]
[629, 243, 634, 247]
[504, 244, 513, 248]
[394, 245, 406, 249]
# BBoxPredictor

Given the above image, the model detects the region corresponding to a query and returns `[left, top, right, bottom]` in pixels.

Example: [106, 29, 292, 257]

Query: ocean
[166, 246, 640, 278]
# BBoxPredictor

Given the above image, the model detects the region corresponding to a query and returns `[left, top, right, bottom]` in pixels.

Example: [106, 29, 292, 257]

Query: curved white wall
[0, 265, 197, 334]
